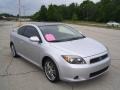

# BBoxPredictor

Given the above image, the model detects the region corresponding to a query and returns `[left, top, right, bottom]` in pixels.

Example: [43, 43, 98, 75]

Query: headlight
[62, 55, 86, 64]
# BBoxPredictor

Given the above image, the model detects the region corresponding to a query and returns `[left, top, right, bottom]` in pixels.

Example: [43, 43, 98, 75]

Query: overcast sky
[0, 0, 100, 16]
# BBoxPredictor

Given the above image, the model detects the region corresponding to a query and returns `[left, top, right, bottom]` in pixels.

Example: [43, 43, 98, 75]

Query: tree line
[31, 0, 120, 22]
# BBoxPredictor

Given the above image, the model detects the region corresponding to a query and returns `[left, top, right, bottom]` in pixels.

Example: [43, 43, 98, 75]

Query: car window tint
[24, 26, 39, 38]
[18, 26, 25, 35]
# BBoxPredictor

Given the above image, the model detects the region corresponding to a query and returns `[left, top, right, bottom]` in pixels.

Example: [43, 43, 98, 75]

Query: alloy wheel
[44, 60, 57, 81]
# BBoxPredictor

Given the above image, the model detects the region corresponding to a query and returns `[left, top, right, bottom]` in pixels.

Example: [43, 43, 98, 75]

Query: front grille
[90, 54, 108, 64]
[90, 66, 109, 77]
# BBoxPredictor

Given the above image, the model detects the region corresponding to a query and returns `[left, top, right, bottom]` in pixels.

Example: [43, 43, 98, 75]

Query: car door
[15, 26, 27, 55]
[21, 26, 43, 65]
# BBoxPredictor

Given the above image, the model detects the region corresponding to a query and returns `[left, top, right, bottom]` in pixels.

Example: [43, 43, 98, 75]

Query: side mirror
[29, 36, 40, 42]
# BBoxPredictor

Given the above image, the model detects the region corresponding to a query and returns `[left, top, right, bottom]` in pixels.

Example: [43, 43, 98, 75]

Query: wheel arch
[41, 56, 60, 73]
[42, 56, 53, 68]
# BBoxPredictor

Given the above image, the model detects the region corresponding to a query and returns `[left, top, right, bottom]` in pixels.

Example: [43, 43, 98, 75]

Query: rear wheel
[43, 59, 59, 82]
[10, 43, 18, 57]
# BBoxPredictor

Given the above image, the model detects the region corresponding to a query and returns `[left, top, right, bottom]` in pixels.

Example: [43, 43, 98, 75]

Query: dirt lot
[0, 21, 120, 90]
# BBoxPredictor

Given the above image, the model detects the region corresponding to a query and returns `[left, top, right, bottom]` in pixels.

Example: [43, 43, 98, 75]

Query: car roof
[24, 22, 64, 27]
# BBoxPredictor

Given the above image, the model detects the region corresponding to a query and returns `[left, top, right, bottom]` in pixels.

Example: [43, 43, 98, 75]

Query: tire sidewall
[43, 59, 59, 82]
[10, 44, 17, 57]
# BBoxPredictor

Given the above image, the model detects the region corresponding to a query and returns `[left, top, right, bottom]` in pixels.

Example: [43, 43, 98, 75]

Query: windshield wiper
[66, 36, 85, 41]
[49, 40, 64, 42]
[49, 36, 85, 42]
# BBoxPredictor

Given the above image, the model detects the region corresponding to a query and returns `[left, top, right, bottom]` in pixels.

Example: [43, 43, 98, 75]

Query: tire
[43, 58, 59, 82]
[10, 43, 18, 57]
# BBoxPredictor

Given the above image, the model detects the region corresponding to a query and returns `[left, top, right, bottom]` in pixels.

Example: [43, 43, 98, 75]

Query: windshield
[39, 25, 85, 42]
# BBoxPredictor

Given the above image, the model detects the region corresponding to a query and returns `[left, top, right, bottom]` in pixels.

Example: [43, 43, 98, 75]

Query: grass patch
[64, 20, 120, 30]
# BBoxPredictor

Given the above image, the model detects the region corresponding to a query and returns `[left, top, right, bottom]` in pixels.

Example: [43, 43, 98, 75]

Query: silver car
[10, 23, 110, 82]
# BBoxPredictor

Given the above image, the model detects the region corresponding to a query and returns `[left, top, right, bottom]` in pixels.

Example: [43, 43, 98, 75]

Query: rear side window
[18, 26, 25, 35]
[18, 26, 40, 38]
[24, 26, 40, 38]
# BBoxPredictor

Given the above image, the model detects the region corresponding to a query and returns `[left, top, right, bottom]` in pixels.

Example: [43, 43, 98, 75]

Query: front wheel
[43, 59, 59, 82]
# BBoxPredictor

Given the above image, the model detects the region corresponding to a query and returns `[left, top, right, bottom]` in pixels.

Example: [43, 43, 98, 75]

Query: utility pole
[23, 5, 26, 22]
[18, 0, 21, 26]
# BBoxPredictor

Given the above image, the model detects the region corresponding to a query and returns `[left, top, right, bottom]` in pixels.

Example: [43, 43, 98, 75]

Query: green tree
[58, 5, 69, 20]
[47, 5, 62, 21]
[31, 12, 39, 21]
[72, 13, 78, 20]
[96, 0, 115, 22]
[114, 6, 120, 22]
[31, 0, 120, 22]
[31, 5, 47, 21]
[67, 3, 78, 20]
[39, 5, 47, 21]
[0, 13, 14, 17]
[78, 0, 96, 21]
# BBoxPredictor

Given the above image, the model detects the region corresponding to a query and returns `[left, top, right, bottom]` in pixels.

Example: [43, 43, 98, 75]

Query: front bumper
[58, 53, 111, 82]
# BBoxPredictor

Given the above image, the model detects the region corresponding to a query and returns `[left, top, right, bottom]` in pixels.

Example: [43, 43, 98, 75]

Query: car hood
[49, 37, 107, 58]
